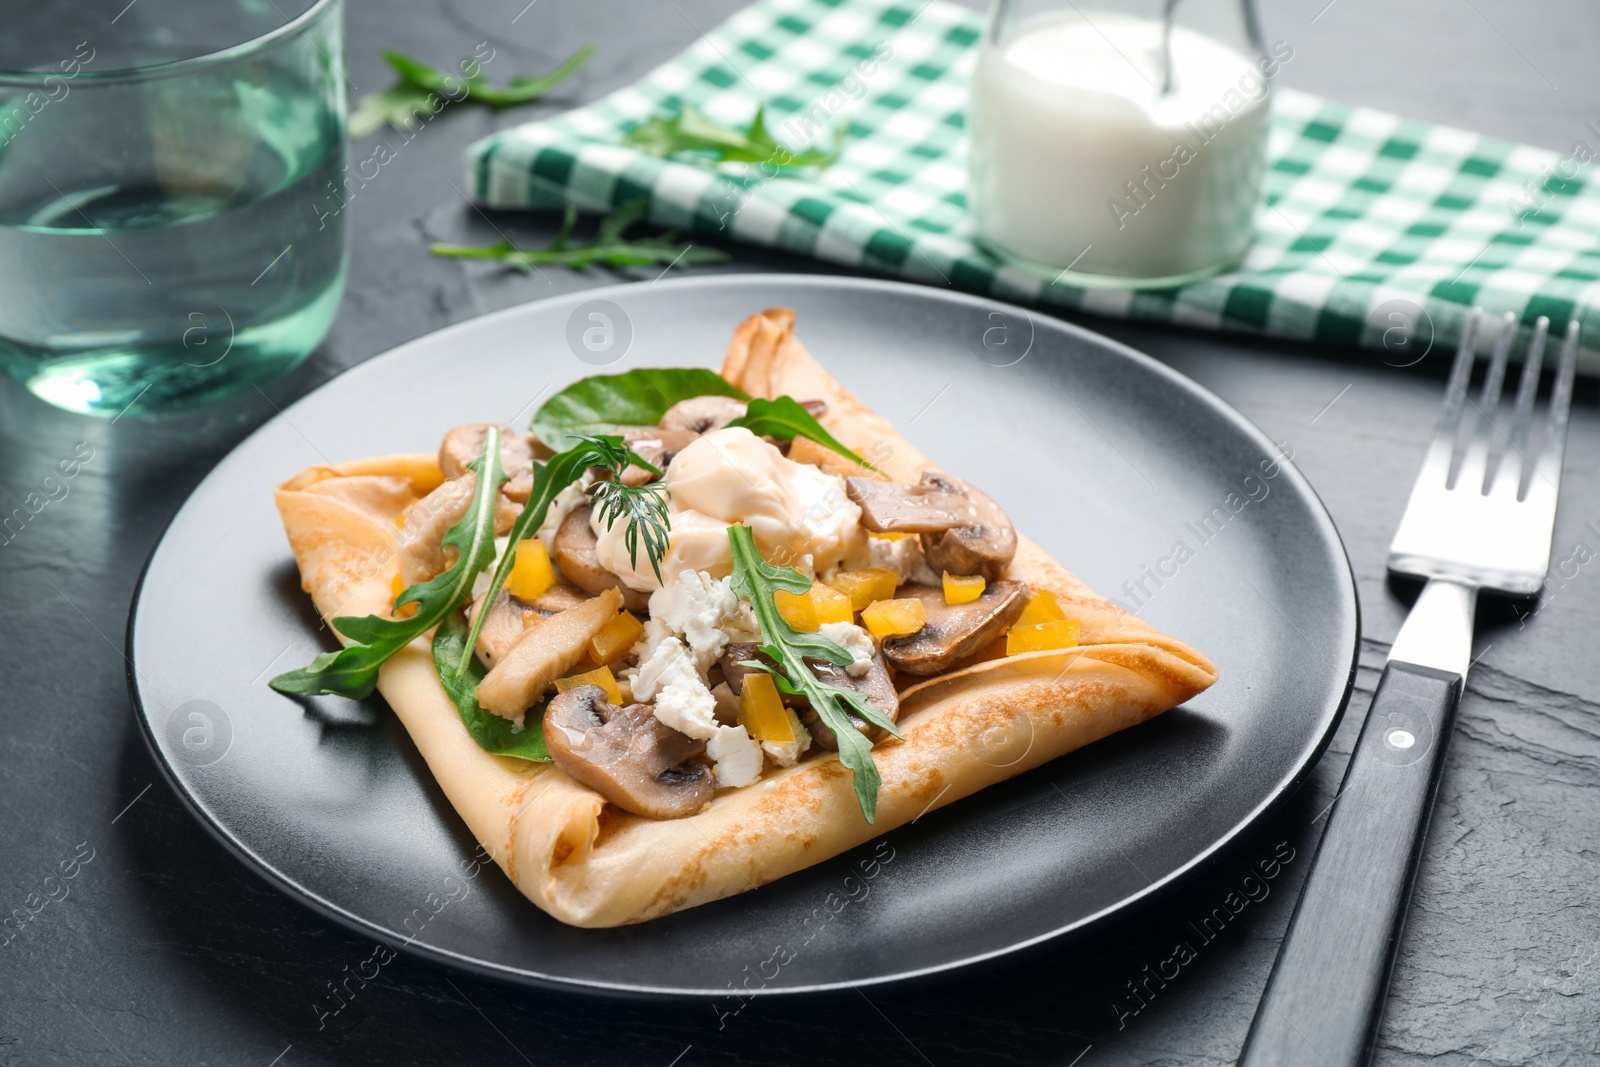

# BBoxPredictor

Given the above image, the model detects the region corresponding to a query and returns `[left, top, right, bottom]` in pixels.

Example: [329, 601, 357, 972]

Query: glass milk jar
[969, 0, 1278, 287]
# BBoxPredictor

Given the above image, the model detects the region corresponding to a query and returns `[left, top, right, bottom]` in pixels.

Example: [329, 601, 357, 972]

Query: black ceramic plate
[129, 275, 1356, 997]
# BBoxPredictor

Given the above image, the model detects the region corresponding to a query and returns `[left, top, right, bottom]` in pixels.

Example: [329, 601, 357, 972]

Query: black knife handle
[1238, 661, 1462, 1067]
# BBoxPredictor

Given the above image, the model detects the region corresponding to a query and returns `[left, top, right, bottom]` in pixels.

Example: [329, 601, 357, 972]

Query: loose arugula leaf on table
[727, 524, 901, 823]
[531, 367, 749, 451]
[726, 395, 876, 471]
[626, 104, 842, 169]
[349, 45, 594, 138]
[430, 202, 729, 274]
[453, 435, 667, 678]
[271, 429, 509, 698]
[433, 611, 550, 760]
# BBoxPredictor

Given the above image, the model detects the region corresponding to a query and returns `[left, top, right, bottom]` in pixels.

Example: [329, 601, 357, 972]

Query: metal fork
[1239, 309, 1581, 1067]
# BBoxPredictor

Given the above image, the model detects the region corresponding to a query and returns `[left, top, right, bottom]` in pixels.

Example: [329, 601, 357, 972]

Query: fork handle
[1237, 661, 1463, 1067]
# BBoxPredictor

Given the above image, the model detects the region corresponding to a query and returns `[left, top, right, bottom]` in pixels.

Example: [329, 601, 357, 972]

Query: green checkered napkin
[467, 0, 1600, 362]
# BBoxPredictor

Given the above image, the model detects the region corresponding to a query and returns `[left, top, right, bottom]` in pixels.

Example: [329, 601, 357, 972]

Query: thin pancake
[272, 310, 1217, 927]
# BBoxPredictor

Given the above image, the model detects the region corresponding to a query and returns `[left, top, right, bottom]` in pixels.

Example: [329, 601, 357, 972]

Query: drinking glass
[969, 0, 1274, 288]
[0, 0, 348, 416]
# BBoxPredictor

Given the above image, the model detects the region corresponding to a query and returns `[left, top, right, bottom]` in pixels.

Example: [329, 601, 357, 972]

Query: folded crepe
[274, 309, 1217, 928]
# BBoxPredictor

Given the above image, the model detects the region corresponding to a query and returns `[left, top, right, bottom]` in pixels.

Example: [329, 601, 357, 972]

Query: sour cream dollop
[593, 427, 863, 591]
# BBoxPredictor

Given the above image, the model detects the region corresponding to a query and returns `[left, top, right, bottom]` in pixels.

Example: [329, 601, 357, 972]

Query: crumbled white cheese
[627, 577, 770, 787]
[633, 639, 764, 786]
[536, 480, 592, 555]
[761, 717, 813, 768]
[632, 638, 717, 738]
[471, 536, 512, 600]
[865, 533, 936, 585]
[707, 725, 764, 787]
[819, 621, 876, 678]
[646, 570, 754, 671]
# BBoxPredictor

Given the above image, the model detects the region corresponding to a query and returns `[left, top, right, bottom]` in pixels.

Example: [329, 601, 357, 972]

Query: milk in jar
[969, 9, 1281, 285]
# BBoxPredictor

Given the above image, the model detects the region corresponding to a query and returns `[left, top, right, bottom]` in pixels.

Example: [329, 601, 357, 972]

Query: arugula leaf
[348, 80, 437, 140]
[433, 611, 551, 760]
[453, 435, 664, 678]
[457, 45, 593, 108]
[531, 367, 749, 451]
[726, 524, 900, 823]
[430, 202, 729, 274]
[349, 45, 593, 138]
[726, 395, 876, 472]
[626, 104, 842, 169]
[272, 428, 509, 698]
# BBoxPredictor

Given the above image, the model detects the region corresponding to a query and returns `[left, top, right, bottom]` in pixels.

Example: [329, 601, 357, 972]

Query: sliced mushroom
[800, 653, 899, 751]
[605, 427, 699, 487]
[552, 505, 651, 613]
[717, 642, 783, 700]
[660, 395, 747, 434]
[544, 686, 714, 819]
[719, 643, 898, 751]
[880, 580, 1027, 675]
[439, 423, 537, 502]
[397, 475, 520, 587]
[710, 681, 741, 728]
[475, 588, 623, 725]
[917, 472, 1017, 582]
[845, 476, 972, 534]
[467, 589, 537, 669]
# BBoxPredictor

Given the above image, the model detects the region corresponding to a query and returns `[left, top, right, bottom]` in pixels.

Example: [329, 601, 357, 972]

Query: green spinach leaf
[531, 368, 748, 451]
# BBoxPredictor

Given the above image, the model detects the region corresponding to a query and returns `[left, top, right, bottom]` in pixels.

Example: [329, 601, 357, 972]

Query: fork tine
[1527, 319, 1581, 503]
[1424, 309, 1481, 485]
[1454, 311, 1514, 492]
[1494, 315, 1549, 495]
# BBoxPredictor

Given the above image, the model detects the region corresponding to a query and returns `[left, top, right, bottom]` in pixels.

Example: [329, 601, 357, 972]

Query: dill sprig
[591, 476, 671, 584]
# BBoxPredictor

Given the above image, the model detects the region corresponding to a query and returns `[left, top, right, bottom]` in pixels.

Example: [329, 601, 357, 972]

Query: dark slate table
[4, 0, 1597, 1063]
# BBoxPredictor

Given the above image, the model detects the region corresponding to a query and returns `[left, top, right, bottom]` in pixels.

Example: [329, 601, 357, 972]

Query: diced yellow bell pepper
[390, 573, 417, 618]
[505, 539, 554, 601]
[1016, 588, 1067, 627]
[589, 610, 643, 664]
[861, 597, 928, 638]
[826, 568, 899, 612]
[553, 665, 622, 705]
[774, 584, 853, 632]
[943, 571, 986, 605]
[738, 672, 797, 744]
[1006, 618, 1081, 656]
[812, 585, 855, 625]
